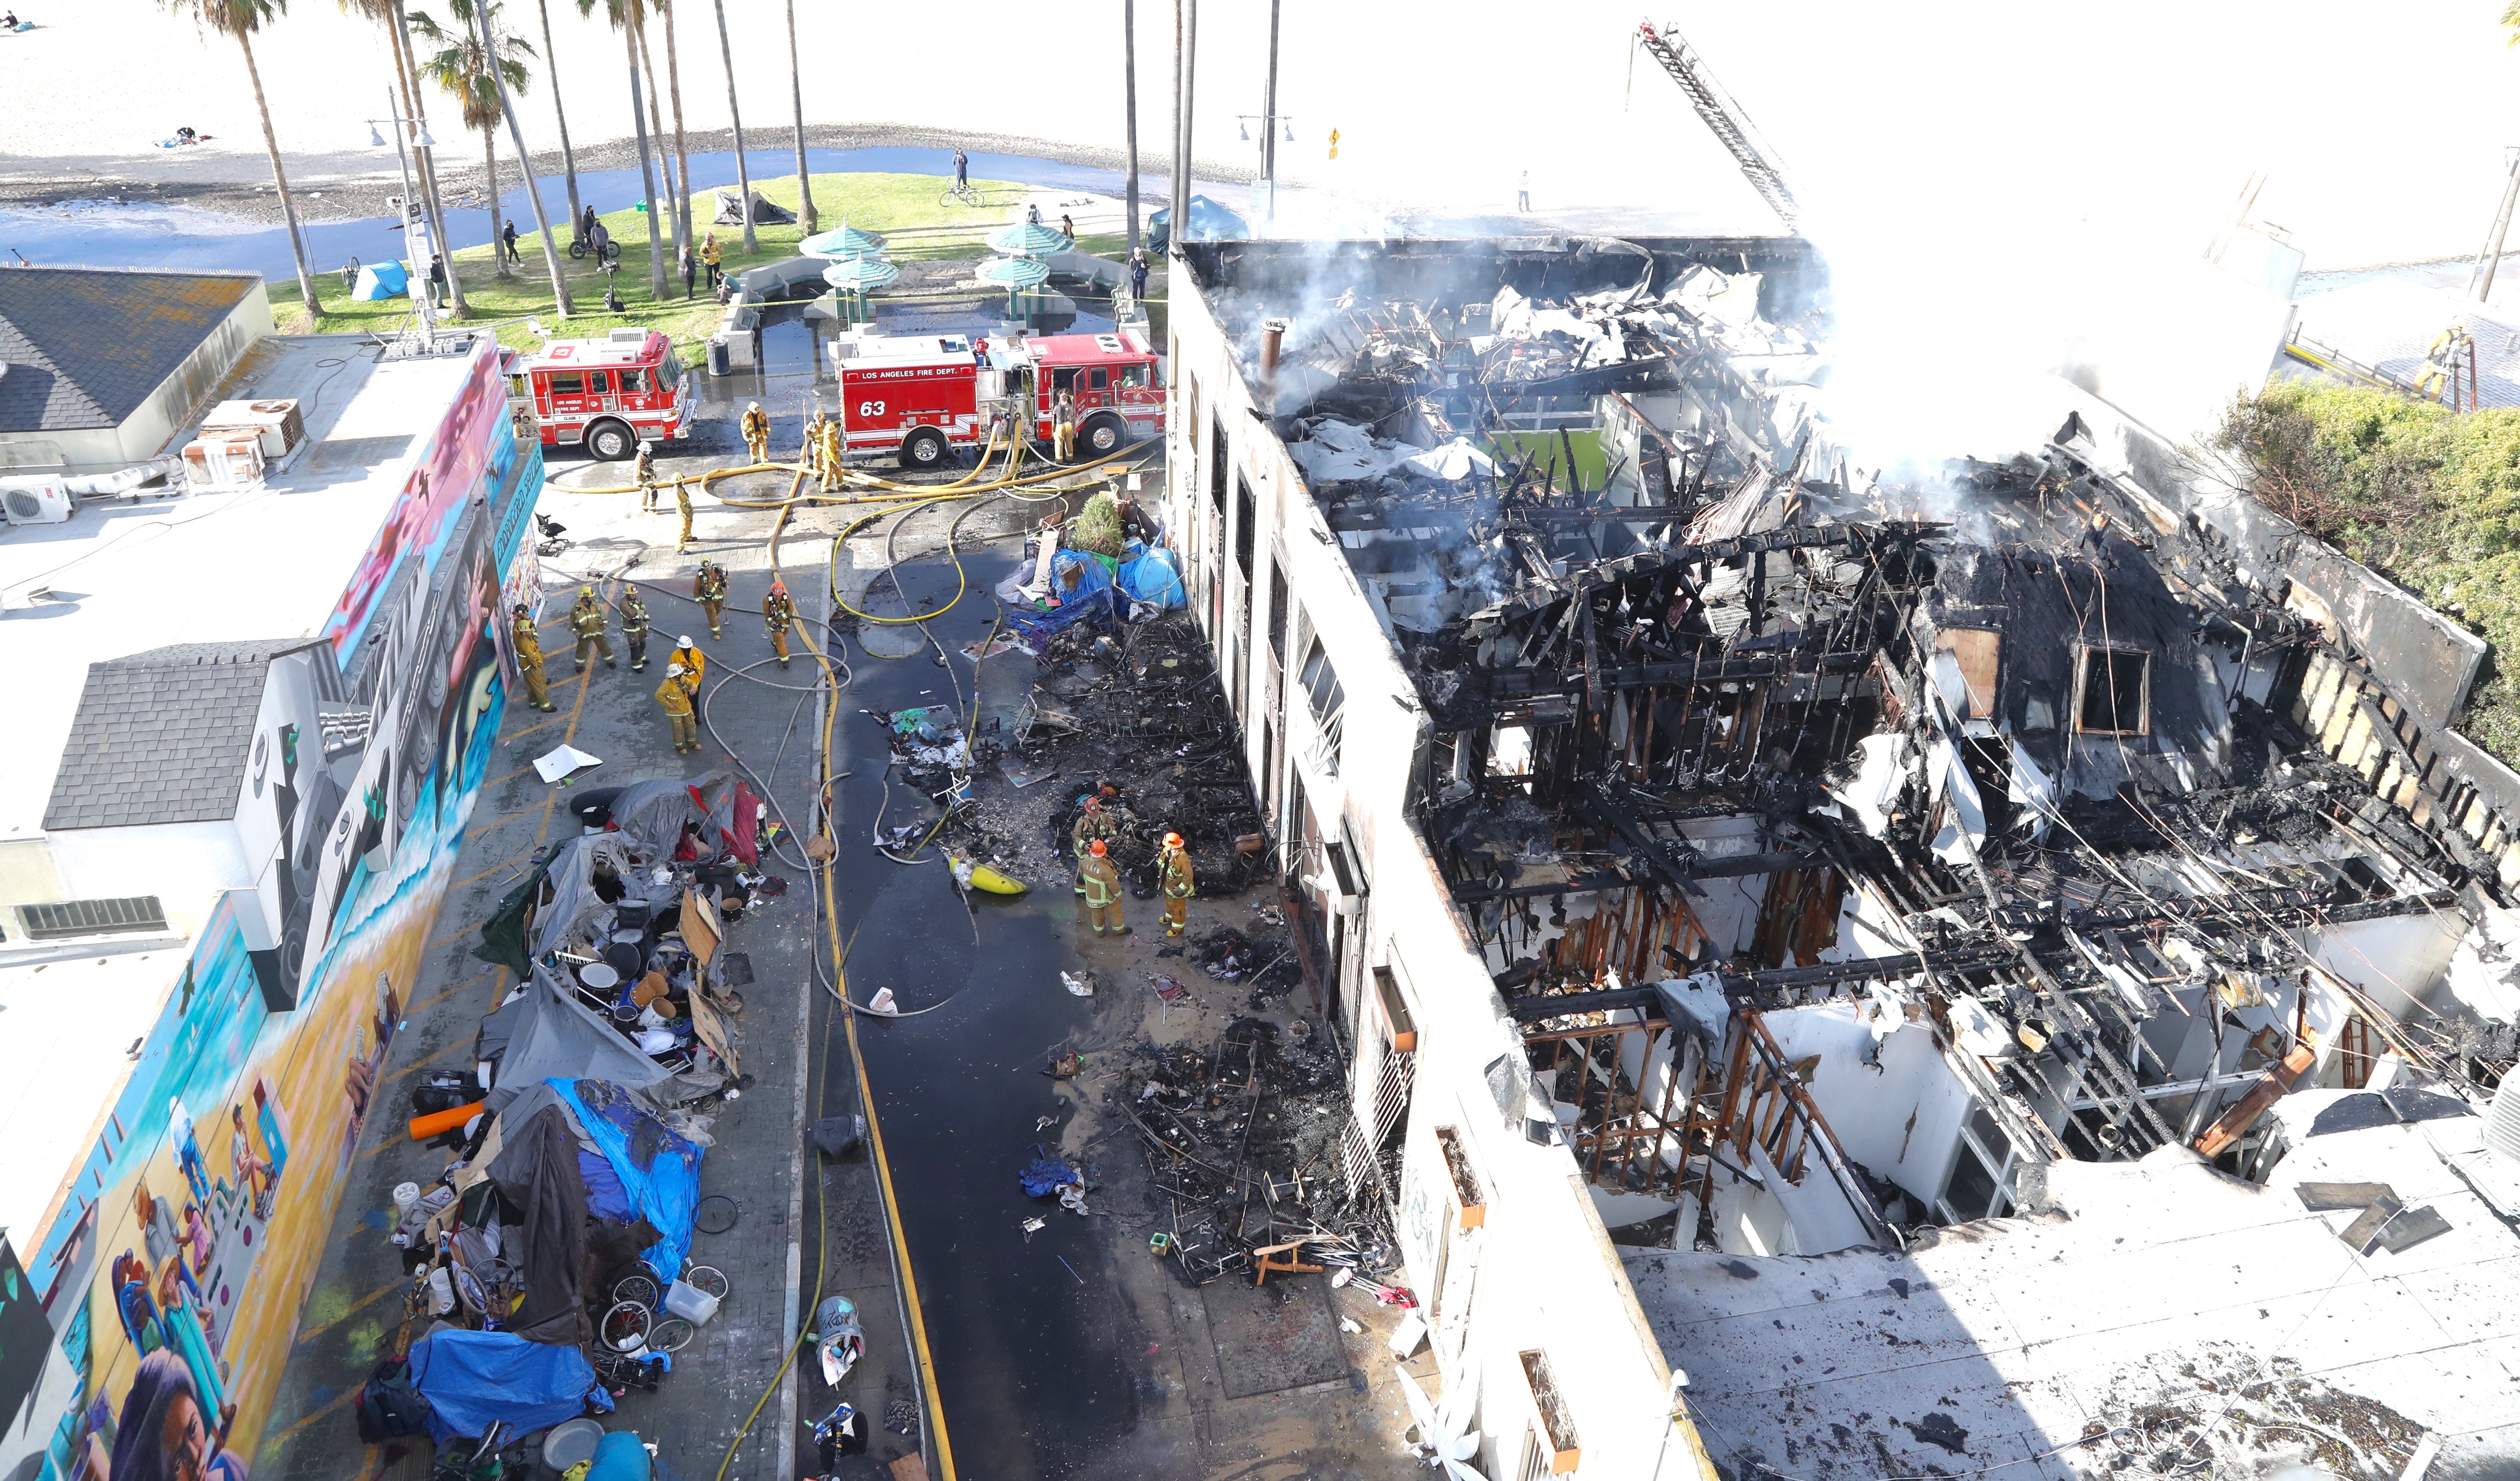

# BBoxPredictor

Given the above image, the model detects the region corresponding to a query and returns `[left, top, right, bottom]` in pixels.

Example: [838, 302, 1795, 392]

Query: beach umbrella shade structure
[799, 223, 888, 258]
[821, 254, 900, 325]
[986, 221, 1073, 257]
[977, 253, 1053, 320]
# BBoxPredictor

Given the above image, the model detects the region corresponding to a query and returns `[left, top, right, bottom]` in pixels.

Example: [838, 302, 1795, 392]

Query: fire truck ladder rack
[1636, 20, 1800, 232]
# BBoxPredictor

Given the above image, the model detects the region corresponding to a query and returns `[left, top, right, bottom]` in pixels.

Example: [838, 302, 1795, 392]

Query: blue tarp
[406, 1329, 595, 1441]
[353, 260, 410, 301]
[1019, 1146, 1075, 1197]
[549, 1078, 704, 1280]
[586, 1432, 652, 1481]
[1117, 544, 1186, 608]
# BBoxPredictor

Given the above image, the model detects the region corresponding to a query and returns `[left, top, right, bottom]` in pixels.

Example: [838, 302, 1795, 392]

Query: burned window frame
[1937, 1105, 2021, 1223]
[1299, 631, 1346, 775]
[2072, 642, 2151, 736]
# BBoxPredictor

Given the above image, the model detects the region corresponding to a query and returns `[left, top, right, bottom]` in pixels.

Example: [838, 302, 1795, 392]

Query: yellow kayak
[950, 855, 1028, 895]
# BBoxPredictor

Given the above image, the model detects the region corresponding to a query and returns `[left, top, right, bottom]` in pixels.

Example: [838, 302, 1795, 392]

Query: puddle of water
[2, 146, 1232, 282]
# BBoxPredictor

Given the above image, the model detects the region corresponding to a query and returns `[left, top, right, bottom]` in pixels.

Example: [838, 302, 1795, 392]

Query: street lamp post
[367, 91, 440, 350]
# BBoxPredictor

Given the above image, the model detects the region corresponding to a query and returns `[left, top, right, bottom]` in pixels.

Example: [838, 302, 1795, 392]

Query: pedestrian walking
[502, 219, 521, 265]
[694, 560, 730, 639]
[1060, 212, 1074, 242]
[700, 232, 723, 288]
[953, 148, 969, 188]
[1053, 390, 1077, 462]
[673, 474, 695, 553]
[509, 604, 555, 711]
[740, 400, 770, 463]
[667, 634, 707, 685]
[1517, 170, 1530, 212]
[428, 253, 447, 294]
[1079, 838, 1128, 937]
[635, 441, 659, 512]
[656, 664, 700, 753]
[620, 585, 652, 671]
[764, 578, 796, 665]
[568, 586, 614, 672]
[1158, 832, 1194, 937]
[680, 243, 696, 299]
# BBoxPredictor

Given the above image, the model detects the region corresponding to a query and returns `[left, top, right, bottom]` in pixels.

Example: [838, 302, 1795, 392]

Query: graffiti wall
[6, 338, 542, 1481]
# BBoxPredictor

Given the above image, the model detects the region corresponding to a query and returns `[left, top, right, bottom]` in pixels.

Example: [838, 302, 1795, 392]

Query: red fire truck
[828, 327, 1164, 469]
[507, 328, 697, 460]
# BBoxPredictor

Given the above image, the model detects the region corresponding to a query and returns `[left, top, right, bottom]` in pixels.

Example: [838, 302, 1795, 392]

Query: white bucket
[663, 1280, 720, 1325]
[392, 1182, 422, 1215]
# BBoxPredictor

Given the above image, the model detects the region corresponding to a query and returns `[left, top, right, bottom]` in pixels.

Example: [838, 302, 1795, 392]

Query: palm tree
[166, 0, 322, 314]
[634, 20, 677, 249]
[343, 0, 469, 315]
[710, 0, 753, 254]
[656, 0, 693, 261]
[532, 0, 584, 241]
[410, 0, 534, 278]
[1124, 0, 1139, 252]
[472, 0, 573, 314]
[787, 0, 814, 233]
[579, 0, 668, 296]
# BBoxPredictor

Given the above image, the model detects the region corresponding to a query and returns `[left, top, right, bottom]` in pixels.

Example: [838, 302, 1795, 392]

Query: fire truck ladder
[1636, 20, 1800, 232]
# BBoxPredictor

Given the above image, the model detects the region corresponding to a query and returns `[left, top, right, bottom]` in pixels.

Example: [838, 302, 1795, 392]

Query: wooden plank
[2194, 1041, 2316, 1159]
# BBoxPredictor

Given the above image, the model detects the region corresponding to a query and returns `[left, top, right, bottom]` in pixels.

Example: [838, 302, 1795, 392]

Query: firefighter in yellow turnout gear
[673, 475, 695, 553]
[635, 442, 659, 512]
[620, 585, 652, 671]
[569, 586, 613, 671]
[509, 604, 555, 711]
[740, 401, 770, 464]
[667, 635, 707, 685]
[656, 663, 700, 753]
[694, 560, 729, 639]
[764, 578, 796, 665]
[818, 417, 843, 493]
[1079, 838, 1128, 937]
[1159, 832, 1194, 936]
[1070, 796, 1118, 896]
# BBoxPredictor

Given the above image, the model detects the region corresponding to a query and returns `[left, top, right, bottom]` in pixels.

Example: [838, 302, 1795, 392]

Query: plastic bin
[664, 1279, 720, 1325]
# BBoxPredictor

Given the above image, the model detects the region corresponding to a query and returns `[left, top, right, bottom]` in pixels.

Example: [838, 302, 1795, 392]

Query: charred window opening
[1300, 634, 1346, 775]
[1234, 472, 1257, 578]
[1268, 557, 1289, 661]
[1208, 413, 1227, 515]
[2074, 645, 2150, 735]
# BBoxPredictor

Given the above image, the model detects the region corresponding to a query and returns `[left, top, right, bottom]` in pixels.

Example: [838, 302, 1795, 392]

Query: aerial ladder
[1635, 20, 1801, 232]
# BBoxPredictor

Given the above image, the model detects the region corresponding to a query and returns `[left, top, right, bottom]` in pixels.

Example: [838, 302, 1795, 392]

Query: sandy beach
[2, 0, 2517, 272]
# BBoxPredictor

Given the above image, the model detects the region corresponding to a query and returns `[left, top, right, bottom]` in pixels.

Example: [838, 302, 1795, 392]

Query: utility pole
[1124, 0, 1140, 253]
[2473, 146, 2520, 303]
[1259, 0, 1279, 226]
[1172, 0, 1195, 254]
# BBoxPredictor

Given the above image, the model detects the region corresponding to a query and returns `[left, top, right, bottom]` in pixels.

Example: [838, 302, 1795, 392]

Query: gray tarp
[531, 832, 657, 962]
[484, 962, 673, 1110]
[487, 1104, 592, 1345]
[608, 774, 727, 862]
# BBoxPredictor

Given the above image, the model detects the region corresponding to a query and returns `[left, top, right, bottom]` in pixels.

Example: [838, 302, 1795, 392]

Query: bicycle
[938, 180, 982, 208]
[568, 236, 623, 265]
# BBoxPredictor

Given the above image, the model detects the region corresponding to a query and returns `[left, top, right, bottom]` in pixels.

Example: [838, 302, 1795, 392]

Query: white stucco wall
[45, 818, 254, 938]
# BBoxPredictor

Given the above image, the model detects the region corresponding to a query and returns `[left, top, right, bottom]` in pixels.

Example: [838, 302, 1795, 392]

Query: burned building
[1158, 233, 2520, 1480]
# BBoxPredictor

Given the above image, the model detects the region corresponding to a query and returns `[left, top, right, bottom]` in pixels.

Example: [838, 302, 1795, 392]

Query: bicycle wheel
[453, 1264, 490, 1316]
[601, 241, 623, 264]
[680, 1265, 728, 1301]
[600, 1300, 653, 1352]
[612, 1273, 661, 1309]
[647, 1316, 695, 1353]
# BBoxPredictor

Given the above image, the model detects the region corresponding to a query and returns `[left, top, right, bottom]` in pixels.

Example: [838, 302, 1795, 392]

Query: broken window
[1300, 634, 1345, 775]
[2074, 644, 2150, 735]
[1268, 557, 1289, 662]
[1234, 472, 1256, 578]
[1209, 413, 1228, 515]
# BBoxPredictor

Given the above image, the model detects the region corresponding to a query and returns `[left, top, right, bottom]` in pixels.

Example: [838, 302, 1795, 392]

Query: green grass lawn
[269, 170, 1140, 358]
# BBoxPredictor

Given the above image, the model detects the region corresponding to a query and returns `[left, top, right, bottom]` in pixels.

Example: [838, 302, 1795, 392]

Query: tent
[713, 188, 795, 226]
[485, 1102, 592, 1345]
[352, 260, 410, 301]
[551, 1077, 705, 1280]
[607, 771, 758, 866]
[406, 1329, 594, 1440]
[479, 962, 675, 1105]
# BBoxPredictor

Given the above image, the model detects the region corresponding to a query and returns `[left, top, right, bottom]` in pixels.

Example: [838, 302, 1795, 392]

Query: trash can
[706, 336, 731, 376]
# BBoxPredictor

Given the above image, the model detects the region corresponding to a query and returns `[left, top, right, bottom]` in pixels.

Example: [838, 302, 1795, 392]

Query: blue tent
[352, 260, 410, 301]
[406, 1329, 595, 1441]
[550, 1078, 704, 1280]
[1116, 545, 1186, 608]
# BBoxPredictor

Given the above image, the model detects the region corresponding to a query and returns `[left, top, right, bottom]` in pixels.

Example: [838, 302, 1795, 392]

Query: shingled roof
[0, 267, 259, 434]
[44, 642, 297, 831]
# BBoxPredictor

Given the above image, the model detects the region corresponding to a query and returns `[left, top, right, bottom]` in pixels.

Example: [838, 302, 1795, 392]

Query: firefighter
[668, 634, 708, 684]
[818, 415, 844, 492]
[569, 585, 614, 671]
[1052, 390, 1077, 462]
[801, 407, 826, 468]
[673, 474, 695, 553]
[764, 577, 796, 665]
[1079, 837, 1128, 937]
[1070, 796, 1118, 895]
[509, 603, 556, 711]
[620, 584, 653, 671]
[1158, 832, 1194, 937]
[634, 440, 659, 512]
[656, 663, 700, 753]
[694, 561, 730, 639]
[740, 400, 770, 464]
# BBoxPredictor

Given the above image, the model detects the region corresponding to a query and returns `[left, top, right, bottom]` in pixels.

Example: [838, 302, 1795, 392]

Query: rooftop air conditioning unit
[183, 434, 267, 491]
[609, 327, 651, 345]
[199, 397, 307, 461]
[0, 474, 75, 525]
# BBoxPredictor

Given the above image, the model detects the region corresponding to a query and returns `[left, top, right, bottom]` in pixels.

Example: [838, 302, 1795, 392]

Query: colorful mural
[6, 338, 540, 1481]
